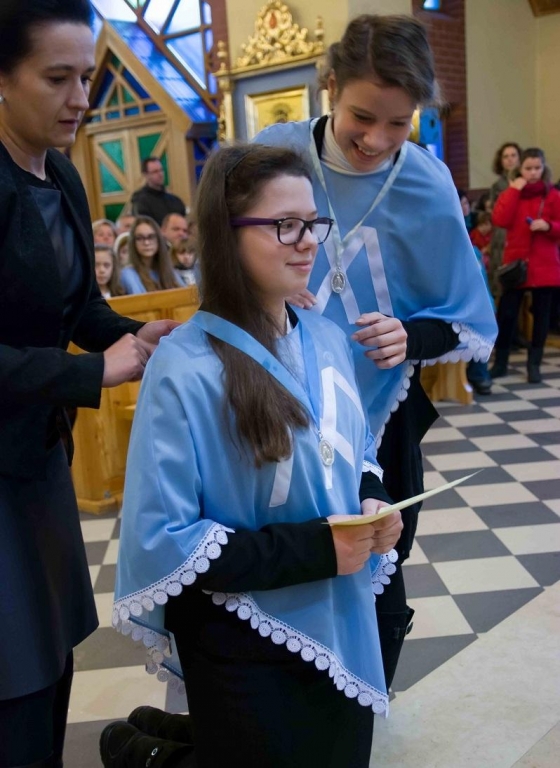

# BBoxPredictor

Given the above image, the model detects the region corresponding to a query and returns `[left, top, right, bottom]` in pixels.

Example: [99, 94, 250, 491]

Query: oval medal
[319, 438, 335, 467]
[331, 271, 346, 294]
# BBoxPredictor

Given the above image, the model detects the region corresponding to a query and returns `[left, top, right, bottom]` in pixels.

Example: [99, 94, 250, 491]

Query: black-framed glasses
[230, 216, 334, 245]
[134, 233, 157, 243]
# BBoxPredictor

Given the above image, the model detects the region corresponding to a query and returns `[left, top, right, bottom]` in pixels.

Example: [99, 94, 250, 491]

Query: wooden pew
[71, 287, 199, 514]
[420, 361, 473, 406]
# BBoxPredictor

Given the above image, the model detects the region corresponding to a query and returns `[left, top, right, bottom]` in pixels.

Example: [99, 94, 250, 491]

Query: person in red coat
[490, 148, 560, 383]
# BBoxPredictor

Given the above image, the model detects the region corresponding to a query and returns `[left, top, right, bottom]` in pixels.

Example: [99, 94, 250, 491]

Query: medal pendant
[331, 270, 346, 294]
[319, 438, 335, 467]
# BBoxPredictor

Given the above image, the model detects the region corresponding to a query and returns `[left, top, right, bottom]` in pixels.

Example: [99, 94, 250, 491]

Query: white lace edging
[371, 549, 398, 598]
[421, 322, 494, 366]
[375, 362, 415, 448]
[205, 591, 389, 716]
[375, 324, 494, 448]
[112, 522, 232, 695]
[362, 460, 384, 481]
[112, 524, 394, 717]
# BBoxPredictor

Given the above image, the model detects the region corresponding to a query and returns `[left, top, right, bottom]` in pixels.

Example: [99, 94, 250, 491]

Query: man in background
[131, 157, 185, 226]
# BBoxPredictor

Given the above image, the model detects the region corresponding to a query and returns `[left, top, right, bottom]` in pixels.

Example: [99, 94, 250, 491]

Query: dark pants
[166, 592, 374, 768]
[495, 287, 555, 351]
[0, 652, 73, 767]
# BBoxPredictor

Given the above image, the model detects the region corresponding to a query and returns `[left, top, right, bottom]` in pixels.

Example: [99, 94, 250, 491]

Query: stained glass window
[167, 33, 206, 88]
[167, 0, 201, 33]
[144, 0, 175, 33]
[91, 0, 136, 22]
[422, 0, 442, 9]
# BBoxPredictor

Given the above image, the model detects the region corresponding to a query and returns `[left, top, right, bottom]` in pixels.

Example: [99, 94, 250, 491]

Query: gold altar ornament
[236, 1, 324, 69]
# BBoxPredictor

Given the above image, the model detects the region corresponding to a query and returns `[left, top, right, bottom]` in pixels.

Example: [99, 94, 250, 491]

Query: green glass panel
[160, 151, 169, 187]
[104, 203, 125, 222]
[98, 161, 123, 193]
[137, 133, 161, 161]
[122, 86, 135, 104]
[108, 87, 119, 106]
[99, 140, 125, 172]
[110, 54, 120, 68]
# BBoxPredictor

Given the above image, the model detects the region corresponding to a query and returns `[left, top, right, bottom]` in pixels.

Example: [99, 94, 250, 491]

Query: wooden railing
[70, 286, 199, 514]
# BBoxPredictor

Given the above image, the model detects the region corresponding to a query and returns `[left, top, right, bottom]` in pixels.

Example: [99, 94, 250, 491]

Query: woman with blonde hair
[120, 215, 183, 294]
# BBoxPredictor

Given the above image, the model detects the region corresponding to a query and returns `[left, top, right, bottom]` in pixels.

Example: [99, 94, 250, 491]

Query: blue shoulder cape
[255, 120, 498, 442]
[113, 309, 397, 716]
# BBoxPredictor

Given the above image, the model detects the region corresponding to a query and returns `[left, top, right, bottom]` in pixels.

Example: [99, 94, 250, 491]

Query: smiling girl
[111, 144, 402, 768]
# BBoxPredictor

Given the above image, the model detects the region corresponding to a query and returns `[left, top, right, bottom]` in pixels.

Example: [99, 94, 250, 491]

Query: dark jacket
[0, 142, 143, 479]
[130, 185, 185, 225]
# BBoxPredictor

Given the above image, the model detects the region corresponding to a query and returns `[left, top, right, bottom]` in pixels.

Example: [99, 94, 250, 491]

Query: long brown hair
[94, 244, 124, 297]
[492, 142, 522, 176]
[128, 216, 181, 291]
[318, 14, 440, 107]
[195, 144, 311, 467]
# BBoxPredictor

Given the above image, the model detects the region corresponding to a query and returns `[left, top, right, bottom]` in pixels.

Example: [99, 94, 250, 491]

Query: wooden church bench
[70, 286, 199, 514]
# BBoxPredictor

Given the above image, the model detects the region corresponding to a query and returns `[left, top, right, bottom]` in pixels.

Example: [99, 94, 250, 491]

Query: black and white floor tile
[65, 348, 560, 767]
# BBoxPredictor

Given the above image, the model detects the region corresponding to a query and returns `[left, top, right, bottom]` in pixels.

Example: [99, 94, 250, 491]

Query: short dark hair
[491, 143, 522, 176]
[161, 212, 187, 230]
[0, 0, 93, 74]
[319, 14, 439, 107]
[141, 157, 162, 174]
[520, 147, 552, 184]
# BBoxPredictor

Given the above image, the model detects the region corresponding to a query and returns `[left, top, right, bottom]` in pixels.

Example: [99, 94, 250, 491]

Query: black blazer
[0, 142, 143, 479]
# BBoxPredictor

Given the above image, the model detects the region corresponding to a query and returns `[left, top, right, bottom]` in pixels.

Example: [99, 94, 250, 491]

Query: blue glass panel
[167, 33, 205, 87]
[204, 29, 213, 53]
[92, 14, 104, 40]
[144, 0, 175, 32]
[203, 2, 212, 24]
[122, 68, 149, 99]
[92, 0, 136, 21]
[422, 0, 441, 9]
[91, 69, 114, 109]
[107, 110, 121, 119]
[144, 103, 162, 112]
[168, 0, 201, 33]
[125, 106, 141, 116]
[208, 73, 217, 94]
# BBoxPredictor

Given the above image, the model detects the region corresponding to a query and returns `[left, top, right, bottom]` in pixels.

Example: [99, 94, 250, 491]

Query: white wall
[536, 13, 560, 181]
[465, 0, 537, 189]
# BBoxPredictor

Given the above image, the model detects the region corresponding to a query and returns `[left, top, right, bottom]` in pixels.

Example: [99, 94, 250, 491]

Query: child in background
[114, 232, 131, 268]
[170, 237, 198, 286]
[94, 244, 124, 299]
[469, 211, 493, 271]
[92, 218, 117, 248]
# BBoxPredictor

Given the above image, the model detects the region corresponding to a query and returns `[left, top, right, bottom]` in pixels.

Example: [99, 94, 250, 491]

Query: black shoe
[128, 706, 194, 745]
[100, 721, 194, 768]
[471, 380, 492, 395]
[490, 349, 510, 379]
[527, 365, 542, 384]
[527, 347, 544, 384]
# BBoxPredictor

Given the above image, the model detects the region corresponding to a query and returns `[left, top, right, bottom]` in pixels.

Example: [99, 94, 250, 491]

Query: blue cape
[114, 309, 396, 715]
[255, 120, 498, 442]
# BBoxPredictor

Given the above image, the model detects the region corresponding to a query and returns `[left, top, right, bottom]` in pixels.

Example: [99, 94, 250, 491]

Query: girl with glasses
[108, 144, 403, 768]
[255, 13, 497, 687]
[120, 215, 183, 294]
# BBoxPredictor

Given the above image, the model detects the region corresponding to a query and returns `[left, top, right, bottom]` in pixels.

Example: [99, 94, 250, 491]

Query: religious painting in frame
[244, 85, 310, 139]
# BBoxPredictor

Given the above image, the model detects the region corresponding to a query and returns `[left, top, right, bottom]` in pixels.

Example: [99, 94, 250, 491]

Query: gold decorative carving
[236, 2, 324, 69]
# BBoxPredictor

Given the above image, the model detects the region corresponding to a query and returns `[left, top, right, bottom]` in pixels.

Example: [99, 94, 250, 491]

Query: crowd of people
[0, 1, 558, 768]
[91, 210, 199, 298]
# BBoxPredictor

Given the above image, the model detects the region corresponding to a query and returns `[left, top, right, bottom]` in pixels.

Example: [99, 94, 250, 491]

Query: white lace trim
[113, 527, 396, 716]
[375, 324, 494, 448]
[371, 549, 398, 597]
[362, 460, 384, 482]
[205, 590, 389, 715]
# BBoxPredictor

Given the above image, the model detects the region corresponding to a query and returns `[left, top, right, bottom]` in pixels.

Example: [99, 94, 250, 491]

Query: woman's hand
[137, 320, 181, 345]
[102, 334, 154, 387]
[529, 218, 551, 233]
[510, 177, 527, 191]
[351, 313, 407, 368]
[285, 289, 317, 309]
[328, 506, 402, 575]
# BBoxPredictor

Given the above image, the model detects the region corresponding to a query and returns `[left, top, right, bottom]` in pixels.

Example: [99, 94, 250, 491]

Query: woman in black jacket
[0, 2, 177, 765]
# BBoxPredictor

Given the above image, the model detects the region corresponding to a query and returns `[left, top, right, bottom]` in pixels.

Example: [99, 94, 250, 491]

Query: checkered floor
[65, 346, 560, 767]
